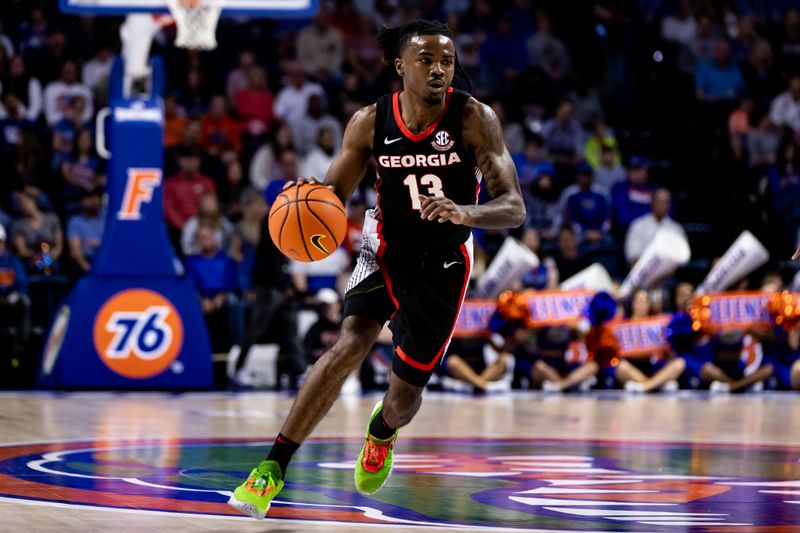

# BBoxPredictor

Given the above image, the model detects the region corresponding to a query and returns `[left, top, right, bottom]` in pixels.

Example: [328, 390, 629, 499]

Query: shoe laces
[362, 436, 394, 472]
[245, 469, 277, 496]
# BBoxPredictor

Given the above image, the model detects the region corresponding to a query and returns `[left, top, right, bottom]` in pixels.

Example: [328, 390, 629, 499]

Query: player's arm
[286, 104, 375, 207]
[420, 99, 526, 229]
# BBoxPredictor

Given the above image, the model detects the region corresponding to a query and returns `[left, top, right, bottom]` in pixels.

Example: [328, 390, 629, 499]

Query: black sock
[266, 433, 300, 478]
[368, 410, 396, 440]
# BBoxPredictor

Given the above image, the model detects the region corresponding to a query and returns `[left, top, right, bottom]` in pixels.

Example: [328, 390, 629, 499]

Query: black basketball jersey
[372, 88, 480, 250]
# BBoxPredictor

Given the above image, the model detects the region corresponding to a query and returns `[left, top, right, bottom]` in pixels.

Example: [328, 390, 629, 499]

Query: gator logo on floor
[0, 438, 797, 531]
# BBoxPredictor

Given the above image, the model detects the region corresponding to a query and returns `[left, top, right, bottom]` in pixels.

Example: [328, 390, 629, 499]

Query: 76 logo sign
[93, 289, 184, 379]
[105, 306, 173, 360]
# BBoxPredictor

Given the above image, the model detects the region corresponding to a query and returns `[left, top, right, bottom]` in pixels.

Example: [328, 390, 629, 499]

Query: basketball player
[228, 20, 525, 519]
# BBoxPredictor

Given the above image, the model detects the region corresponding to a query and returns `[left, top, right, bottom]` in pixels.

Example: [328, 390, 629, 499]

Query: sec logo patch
[93, 289, 184, 379]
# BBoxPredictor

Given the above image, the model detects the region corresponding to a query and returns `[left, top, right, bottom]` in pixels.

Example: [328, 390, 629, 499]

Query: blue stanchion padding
[40, 56, 213, 389]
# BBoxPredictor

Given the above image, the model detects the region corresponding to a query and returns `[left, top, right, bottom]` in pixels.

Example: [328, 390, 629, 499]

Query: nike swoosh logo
[310, 234, 330, 254]
[443, 261, 462, 269]
[384, 136, 402, 145]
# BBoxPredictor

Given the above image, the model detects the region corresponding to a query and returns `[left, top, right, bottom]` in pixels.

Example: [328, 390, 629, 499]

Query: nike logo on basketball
[443, 261, 462, 269]
[384, 136, 402, 145]
[310, 234, 329, 254]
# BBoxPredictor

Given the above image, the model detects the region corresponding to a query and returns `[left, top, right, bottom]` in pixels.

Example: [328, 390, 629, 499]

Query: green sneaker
[227, 460, 284, 519]
[354, 401, 399, 495]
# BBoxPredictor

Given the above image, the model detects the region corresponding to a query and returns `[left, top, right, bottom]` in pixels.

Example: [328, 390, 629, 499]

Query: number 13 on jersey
[404, 173, 445, 210]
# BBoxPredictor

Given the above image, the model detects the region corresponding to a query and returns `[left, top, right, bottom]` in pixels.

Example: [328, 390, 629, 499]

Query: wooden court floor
[1, 390, 799, 532]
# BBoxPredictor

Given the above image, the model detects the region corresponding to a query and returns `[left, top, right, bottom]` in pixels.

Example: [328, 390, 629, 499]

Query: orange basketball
[268, 183, 347, 262]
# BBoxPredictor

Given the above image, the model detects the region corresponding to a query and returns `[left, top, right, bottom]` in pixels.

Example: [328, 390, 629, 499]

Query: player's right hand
[282, 177, 335, 191]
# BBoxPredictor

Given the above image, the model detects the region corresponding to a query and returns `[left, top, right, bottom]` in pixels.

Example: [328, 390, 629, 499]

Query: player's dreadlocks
[377, 20, 473, 93]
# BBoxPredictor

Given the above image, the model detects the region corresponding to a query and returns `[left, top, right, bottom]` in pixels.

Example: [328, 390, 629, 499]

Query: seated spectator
[218, 160, 248, 220]
[704, 330, 775, 393]
[292, 94, 342, 156]
[594, 144, 626, 194]
[43, 60, 93, 126]
[296, 7, 344, 82]
[11, 189, 63, 276]
[164, 147, 216, 245]
[660, 0, 696, 46]
[234, 67, 275, 138]
[679, 12, 720, 75]
[769, 74, 800, 133]
[559, 163, 610, 243]
[184, 223, 239, 353]
[61, 129, 103, 216]
[52, 95, 90, 169]
[0, 56, 43, 121]
[748, 114, 781, 168]
[480, 15, 529, 84]
[226, 50, 256, 101]
[181, 193, 235, 257]
[611, 156, 654, 236]
[525, 165, 560, 240]
[456, 34, 497, 101]
[0, 93, 35, 158]
[66, 188, 105, 277]
[201, 95, 242, 157]
[527, 12, 570, 81]
[731, 16, 766, 63]
[532, 327, 599, 393]
[491, 100, 525, 157]
[624, 188, 686, 264]
[177, 67, 209, 115]
[551, 226, 588, 281]
[742, 41, 782, 118]
[584, 119, 621, 171]
[512, 134, 548, 188]
[163, 94, 187, 148]
[231, 188, 266, 287]
[0, 223, 30, 345]
[610, 289, 687, 393]
[541, 100, 583, 173]
[274, 148, 300, 182]
[273, 62, 324, 126]
[441, 336, 512, 393]
[19, 6, 49, 56]
[81, 45, 113, 95]
[520, 228, 557, 290]
[303, 287, 342, 366]
[695, 39, 745, 104]
[300, 127, 338, 179]
[249, 121, 294, 191]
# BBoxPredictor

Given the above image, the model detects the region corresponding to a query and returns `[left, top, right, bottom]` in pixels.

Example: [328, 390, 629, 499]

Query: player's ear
[394, 58, 404, 77]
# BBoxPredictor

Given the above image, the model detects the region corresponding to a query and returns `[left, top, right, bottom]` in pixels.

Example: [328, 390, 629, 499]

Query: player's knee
[672, 357, 686, 373]
[533, 360, 549, 373]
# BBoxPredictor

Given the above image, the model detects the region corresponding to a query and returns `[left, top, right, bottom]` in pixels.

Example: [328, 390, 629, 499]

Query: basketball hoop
[164, 0, 224, 50]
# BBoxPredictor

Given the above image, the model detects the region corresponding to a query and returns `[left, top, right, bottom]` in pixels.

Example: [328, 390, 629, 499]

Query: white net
[164, 0, 224, 50]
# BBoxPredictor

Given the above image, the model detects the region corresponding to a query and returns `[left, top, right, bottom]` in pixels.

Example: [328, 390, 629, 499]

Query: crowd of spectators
[2, 1, 800, 389]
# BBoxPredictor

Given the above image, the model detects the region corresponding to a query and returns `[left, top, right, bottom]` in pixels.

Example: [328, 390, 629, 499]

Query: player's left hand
[419, 195, 469, 225]
[793, 247, 800, 261]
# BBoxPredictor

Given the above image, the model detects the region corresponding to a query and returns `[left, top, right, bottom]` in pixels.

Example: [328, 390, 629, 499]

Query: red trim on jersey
[393, 242, 472, 371]
[375, 227, 400, 318]
[392, 88, 454, 142]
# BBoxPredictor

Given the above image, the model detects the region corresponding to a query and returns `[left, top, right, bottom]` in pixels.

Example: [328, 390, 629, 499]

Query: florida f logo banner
[117, 168, 161, 220]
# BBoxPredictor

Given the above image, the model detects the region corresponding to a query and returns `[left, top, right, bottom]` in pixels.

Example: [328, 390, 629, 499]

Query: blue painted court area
[1, 432, 798, 531]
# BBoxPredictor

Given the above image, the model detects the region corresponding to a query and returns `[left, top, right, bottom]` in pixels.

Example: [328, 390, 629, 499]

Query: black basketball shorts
[343, 209, 473, 387]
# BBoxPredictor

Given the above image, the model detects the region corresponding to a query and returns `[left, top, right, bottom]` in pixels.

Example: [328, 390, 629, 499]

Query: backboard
[59, 0, 319, 18]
